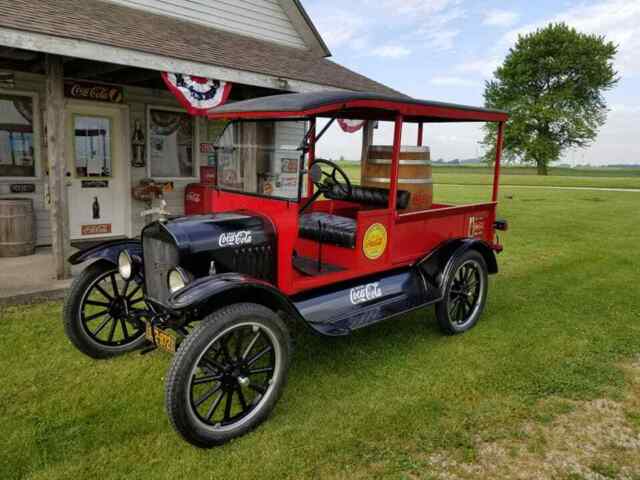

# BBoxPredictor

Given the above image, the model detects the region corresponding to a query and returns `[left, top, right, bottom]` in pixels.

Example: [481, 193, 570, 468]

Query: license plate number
[145, 323, 176, 353]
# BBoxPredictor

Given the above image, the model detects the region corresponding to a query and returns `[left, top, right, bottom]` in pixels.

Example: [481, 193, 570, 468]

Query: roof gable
[102, 0, 328, 56]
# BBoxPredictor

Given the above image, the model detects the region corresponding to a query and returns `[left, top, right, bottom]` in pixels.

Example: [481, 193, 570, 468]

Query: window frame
[71, 113, 115, 179]
[214, 119, 307, 203]
[0, 89, 41, 181]
[146, 104, 199, 181]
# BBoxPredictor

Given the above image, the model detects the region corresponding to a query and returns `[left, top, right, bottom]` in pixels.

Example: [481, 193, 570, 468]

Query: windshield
[216, 120, 307, 200]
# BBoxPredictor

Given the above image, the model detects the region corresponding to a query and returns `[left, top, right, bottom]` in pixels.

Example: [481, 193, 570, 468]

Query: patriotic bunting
[337, 118, 366, 133]
[161, 72, 232, 115]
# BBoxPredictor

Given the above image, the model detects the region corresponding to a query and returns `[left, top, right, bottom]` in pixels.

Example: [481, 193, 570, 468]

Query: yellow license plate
[145, 323, 176, 353]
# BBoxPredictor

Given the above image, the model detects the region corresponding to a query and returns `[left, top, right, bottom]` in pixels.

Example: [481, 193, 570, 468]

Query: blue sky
[304, 0, 640, 165]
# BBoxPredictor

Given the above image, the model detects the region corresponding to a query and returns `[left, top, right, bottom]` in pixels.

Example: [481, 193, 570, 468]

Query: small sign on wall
[64, 81, 123, 103]
[81, 180, 109, 188]
[200, 143, 217, 153]
[10, 184, 36, 193]
[81, 224, 112, 236]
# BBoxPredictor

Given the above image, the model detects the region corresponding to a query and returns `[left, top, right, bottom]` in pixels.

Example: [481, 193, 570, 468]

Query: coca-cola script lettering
[64, 81, 123, 103]
[218, 231, 252, 247]
[349, 282, 382, 305]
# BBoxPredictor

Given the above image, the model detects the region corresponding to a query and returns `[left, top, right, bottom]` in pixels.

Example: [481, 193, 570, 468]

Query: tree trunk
[536, 159, 548, 175]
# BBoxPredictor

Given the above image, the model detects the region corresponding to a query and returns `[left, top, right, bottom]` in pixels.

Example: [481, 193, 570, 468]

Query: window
[216, 120, 306, 200]
[73, 115, 112, 177]
[0, 93, 35, 177]
[148, 108, 195, 178]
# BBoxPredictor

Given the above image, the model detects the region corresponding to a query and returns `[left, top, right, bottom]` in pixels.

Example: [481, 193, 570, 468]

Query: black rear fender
[417, 238, 498, 292]
[168, 273, 303, 322]
[68, 239, 142, 266]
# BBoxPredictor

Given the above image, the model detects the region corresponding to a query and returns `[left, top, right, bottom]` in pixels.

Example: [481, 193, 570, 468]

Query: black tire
[63, 260, 147, 359]
[165, 303, 291, 448]
[435, 250, 488, 335]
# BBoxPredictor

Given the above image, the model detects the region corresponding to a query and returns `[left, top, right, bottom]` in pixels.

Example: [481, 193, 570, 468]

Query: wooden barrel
[364, 146, 432, 210]
[0, 198, 35, 257]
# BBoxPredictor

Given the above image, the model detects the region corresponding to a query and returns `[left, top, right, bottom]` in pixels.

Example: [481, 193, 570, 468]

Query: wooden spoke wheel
[436, 250, 488, 334]
[63, 261, 147, 358]
[165, 303, 290, 448]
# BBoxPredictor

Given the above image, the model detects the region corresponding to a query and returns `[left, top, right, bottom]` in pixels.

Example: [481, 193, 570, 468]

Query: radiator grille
[143, 234, 180, 306]
[230, 245, 274, 282]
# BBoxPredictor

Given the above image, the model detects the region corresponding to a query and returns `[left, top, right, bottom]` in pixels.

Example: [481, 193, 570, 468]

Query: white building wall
[105, 0, 308, 49]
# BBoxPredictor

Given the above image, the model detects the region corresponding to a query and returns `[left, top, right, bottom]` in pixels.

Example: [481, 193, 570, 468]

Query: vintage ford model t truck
[63, 91, 508, 447]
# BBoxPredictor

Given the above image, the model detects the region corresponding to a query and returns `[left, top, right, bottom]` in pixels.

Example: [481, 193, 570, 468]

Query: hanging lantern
[161, 72, 232, 115]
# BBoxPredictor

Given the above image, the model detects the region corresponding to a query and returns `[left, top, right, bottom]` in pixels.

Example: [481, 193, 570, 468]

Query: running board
[292, 267, 441, 336]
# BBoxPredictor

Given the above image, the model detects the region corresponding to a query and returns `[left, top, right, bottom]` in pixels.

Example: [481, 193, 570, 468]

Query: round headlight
[168, 267, 189, 294]
[118, 250, 133, 280]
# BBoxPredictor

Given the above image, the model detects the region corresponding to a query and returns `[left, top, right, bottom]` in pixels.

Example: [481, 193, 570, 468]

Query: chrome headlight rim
[118, 250, 133, 280]
[168, 267, 190, 294]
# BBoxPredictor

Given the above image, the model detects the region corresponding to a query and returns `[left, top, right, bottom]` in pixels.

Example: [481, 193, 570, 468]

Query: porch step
[293, 255, 345, 277]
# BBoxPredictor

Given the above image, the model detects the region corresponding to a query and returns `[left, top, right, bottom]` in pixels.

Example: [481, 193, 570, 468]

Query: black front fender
[168, 273, 304, 322]
[68, 238, 142, 266]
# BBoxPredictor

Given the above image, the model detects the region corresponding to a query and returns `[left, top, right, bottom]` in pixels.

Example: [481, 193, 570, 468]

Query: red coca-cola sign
[64, 81, 123, 104]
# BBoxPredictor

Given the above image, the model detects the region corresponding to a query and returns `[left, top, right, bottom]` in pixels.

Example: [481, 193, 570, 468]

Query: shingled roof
[0, 0, 404, 96]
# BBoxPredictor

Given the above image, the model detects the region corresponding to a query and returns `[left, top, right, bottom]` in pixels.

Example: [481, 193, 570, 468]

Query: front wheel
[63, 260, 148, 358]
[165, 303, 291, 448]
[435, 250, 488, 334]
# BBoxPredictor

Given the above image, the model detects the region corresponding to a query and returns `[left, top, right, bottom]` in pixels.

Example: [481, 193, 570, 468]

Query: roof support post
[360, 120, 374, 183]
[417, 122, 423, 146]
[306, 117, 316, 198]
[389, 114, 403, 213]
[45, 54, 71, 279]
[491, 122, 505, 202]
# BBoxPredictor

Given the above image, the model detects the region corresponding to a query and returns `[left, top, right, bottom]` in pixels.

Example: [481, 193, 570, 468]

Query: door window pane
[148, 109, 194, 178]
[0, 94, 35, 177]
[74, 116, 112, 177]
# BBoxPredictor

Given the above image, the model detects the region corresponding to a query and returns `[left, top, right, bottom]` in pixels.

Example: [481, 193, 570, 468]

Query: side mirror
[309, 163, 323, 184]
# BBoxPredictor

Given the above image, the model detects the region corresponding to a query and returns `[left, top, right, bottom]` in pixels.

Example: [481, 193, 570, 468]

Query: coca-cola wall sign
[64, 81, 124, 104]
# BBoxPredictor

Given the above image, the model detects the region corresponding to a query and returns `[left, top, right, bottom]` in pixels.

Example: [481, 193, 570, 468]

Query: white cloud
[483, 9, 520, 27]
[502, 0, 640, 76]
[455, 58, 501, 78]
[310, 10, 369, 50]
[371, 45, 411, 58]
[431, 76, 476, 87]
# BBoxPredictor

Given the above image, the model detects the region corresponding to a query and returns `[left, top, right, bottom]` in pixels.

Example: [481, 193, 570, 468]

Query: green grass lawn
[2, 181, 640, 479]
[336, 161, 640, 189]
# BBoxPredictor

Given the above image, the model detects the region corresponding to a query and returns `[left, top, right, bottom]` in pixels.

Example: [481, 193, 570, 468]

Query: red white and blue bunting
[337, 118, 366, 133]
[161, 72, 232, 115]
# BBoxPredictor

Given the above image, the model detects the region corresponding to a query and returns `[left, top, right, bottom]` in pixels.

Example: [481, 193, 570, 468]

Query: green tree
[483, 23, 618, 174]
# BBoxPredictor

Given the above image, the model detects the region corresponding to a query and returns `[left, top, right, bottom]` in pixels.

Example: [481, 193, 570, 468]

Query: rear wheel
[435, 250, 488, 334]
[63, 260, 147, 358]
[165, 303, 291, 448]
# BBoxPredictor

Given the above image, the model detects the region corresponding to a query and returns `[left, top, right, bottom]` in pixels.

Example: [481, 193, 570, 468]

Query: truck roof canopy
[207, 91, 509, 123]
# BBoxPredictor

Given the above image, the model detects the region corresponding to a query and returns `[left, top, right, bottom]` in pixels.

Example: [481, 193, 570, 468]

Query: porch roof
[0, 0, 403, 96]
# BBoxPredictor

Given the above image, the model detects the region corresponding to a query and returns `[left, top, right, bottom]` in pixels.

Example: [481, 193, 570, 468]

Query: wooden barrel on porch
[0, 198, 35, 257]
[363, 146, 432, 210]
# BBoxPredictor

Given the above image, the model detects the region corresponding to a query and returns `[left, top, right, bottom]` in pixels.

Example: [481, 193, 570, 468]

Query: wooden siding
[105, 0, 308, 49]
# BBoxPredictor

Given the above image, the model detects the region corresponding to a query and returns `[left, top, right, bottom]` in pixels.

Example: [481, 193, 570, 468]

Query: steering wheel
[308, 158, 353, 198]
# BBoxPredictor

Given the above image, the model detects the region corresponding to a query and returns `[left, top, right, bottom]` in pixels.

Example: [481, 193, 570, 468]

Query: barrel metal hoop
[368, 159, 432, 166]
[363, 177, 433, 184]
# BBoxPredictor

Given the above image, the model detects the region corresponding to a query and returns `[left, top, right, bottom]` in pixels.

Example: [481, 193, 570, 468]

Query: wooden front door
[65, 102, 128, 240]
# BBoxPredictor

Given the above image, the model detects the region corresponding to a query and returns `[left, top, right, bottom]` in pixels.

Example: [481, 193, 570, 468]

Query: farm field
[337, 161, 640, 190]
[1, 177, 640, 479]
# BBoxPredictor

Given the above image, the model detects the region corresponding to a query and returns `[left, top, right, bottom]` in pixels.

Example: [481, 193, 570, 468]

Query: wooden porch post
[360, 120, 374, 181]
[45, 54, 71, 279]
